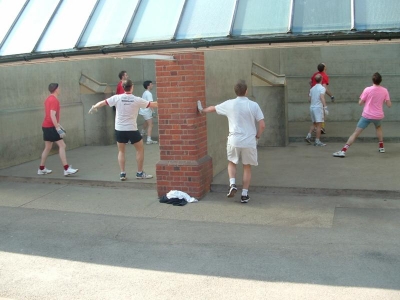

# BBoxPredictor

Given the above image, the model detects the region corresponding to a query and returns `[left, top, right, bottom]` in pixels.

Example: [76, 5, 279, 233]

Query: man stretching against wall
[199, 80, 265, 203]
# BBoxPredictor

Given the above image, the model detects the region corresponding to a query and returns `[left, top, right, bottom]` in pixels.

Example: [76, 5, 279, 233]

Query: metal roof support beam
[228, 0, 240, 37]
[121, 0, 142, 44]
[0, 0, 30, 51]
[172, 0, 188, 40]
[74, 0, 101, 49]
[32, 0, 63, 52]
[351, 0, 355, 30]
[287, 0, 294, 33]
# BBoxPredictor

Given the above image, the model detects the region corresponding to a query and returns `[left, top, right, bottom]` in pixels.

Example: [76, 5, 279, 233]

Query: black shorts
[42, 127, 62, 142]
[115, 130, 142, 144]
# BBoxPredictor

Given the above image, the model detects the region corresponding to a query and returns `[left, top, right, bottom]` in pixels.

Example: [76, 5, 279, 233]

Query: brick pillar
[155, 52, 212, 199]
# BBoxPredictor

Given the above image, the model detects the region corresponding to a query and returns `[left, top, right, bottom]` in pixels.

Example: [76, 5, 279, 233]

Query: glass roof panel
[36, 0, 97, 52]
[0, 0, 59, 56]
[176, 0, 236, 39]
[126, 0, 186, 43]
[78, 0, 140, 48]
[292, 0, 351, 33]
[232, 0, 291, 35]
[0, 0, 26, 45]
[355, 0, 400, 30]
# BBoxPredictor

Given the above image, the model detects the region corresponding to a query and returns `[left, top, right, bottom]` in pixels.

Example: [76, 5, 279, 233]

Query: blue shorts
[356, 116, 382, 129]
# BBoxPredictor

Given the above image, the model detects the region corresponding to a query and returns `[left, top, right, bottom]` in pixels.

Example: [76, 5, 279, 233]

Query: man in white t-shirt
[333, 72, 391, 157]
[139, 80, 158, 145]
[305, 74, 328, 146]
[88, 80, 158, 181]
[200, 80, 265, 203]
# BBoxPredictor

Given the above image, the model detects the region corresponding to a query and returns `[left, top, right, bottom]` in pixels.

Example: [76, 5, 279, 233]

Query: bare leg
[40, 141, 53, 166]
[345, 127, 364, 146]
[146, 119, 153, 138]
[117, 142, 126, 172]
[133, 140, 144, 172]
[376, 126, 383, 141]
[315, 122, 322, 140]
[227, 161, 237, 181]
[55, 140, 68, 166]
[308, 123, 316, 135]
[242, 164, 252, 190]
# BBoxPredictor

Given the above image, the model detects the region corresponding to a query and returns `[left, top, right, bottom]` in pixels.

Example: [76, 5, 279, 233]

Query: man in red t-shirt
[38, 83, 78, 177]
[116, 71, 128, 95]
[309, 63, 334, 134]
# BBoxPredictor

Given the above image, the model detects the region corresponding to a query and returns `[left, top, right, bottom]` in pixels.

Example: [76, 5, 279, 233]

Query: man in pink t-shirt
[333, 72, 392, 157]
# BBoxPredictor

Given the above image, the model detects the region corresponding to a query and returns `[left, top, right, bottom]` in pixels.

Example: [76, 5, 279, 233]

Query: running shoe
[140, 129, 146, 136]
[37, 167, 52, 175]
[321, 128, 326, 134]
[314, 141, 326, 147]
[379, 148, 385, 153]
[136, 171, 153, 179]
[120, 172, 127, 181]
[305, 136, 312, 144]
[227, 184, 237, 197]
[241, 195, 250, 203]
[333, 151, 346, 158]
[64, 166, 79, 176]
[146, 139, 158, 145]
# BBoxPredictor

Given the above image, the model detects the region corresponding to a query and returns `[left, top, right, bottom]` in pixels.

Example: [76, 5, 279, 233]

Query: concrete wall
[0, 58, 156, 169]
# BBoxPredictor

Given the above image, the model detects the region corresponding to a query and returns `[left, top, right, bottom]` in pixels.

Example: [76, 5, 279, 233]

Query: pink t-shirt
[360, 85, 390, 119]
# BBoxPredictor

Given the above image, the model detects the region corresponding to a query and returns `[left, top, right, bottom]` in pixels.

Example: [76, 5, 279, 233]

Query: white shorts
[227, 144, 258, 166]
[310, 107, 324, 123]
[140, 109, 153, 121]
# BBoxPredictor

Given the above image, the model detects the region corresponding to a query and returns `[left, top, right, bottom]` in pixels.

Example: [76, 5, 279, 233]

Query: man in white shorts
[139, 80, 158, 145]
[305, 74, 328, 146]
[200, 80, 265, 203]
[88, 80, 158, 181]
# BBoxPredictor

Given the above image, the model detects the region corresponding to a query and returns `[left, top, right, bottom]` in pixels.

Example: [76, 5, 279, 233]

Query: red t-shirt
[116, 81, 124, 94]
[310, 71, 329, 87]
[42, 95, 60, 128]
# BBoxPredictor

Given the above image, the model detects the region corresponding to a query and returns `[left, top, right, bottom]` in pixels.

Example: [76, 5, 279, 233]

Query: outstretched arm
[88, 100, 107, 114]
[202, 106, 216, 113]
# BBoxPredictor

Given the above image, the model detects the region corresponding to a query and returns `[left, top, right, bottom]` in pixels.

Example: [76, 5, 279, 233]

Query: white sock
[242, 189, 248, 196]
[315, 139, 320, 142]
[229, 178, 236, 186]
[306, 133, 311, 138]
[147, 137, 151, 141]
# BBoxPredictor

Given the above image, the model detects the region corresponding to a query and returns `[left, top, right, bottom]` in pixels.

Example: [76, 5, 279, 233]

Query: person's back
[216, 97, 263, 148]
[361, 85, 390, 120]
[309, 84, 326, 108]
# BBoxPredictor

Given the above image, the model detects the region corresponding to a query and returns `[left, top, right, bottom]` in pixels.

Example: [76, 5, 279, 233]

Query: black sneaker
[321, 128, 326, 134]
[241, 195, 250, 203]
[227, 184, 237, 197]
[120, 172, 127, 181]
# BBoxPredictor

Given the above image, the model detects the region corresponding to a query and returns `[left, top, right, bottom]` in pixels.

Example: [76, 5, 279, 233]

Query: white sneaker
[314, 141, 326, 147]
[37, 167, 52, 175]
[64, 165, 79, 176]
[379, 148, 385, 153]
[136, 171, 153, 179]
[333, 150, 346, 158]
[140, 129, 146, 136]
[146, 139, 158, 145]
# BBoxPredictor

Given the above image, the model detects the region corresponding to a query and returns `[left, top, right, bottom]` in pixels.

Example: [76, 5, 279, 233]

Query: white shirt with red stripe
[106, 93, 150, 131]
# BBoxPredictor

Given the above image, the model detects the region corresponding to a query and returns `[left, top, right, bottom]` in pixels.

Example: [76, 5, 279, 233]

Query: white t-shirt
[139, 90, 153, 115]
[215, 97, 264, 148]
[106, 93, 149, 131]
[309, 84, 326, 108]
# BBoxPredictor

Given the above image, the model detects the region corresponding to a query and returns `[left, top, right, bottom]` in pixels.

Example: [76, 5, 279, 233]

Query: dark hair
[234, 80, 247, 96]
[118, 71, 127, 80]
[314, 74, 322, 83]
[122, 79, 133, 91]
[48, 83, 59, 93]
[372, 72, 382, 85]
[143, 80, 152, 89]
[317, 63, 325, 72]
